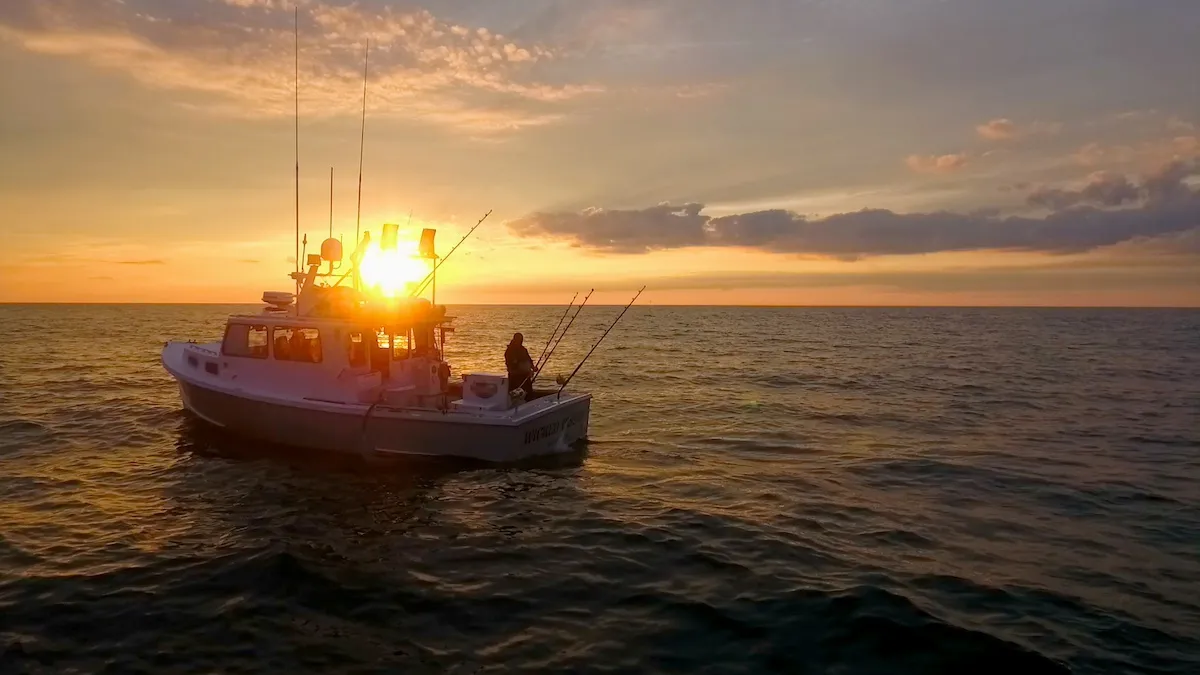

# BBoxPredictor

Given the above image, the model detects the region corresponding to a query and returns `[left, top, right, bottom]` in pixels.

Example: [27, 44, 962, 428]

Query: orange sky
[1, 0, 1198, 306]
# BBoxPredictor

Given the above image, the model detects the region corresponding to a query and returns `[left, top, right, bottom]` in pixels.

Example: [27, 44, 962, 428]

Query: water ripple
[0, 305, 1198, 673]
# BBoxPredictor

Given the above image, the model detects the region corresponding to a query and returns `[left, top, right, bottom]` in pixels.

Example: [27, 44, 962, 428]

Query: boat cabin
[199, 298, 453, 407]
[173, 226, 531, 412]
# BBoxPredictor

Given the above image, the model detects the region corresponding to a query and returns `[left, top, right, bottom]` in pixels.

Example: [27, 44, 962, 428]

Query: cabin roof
[226, 312, 450, 328]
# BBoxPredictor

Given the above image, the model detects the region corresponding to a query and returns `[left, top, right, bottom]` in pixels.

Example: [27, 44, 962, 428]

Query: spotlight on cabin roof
[381, 223, 399, 250]
[419, 228, 437, 259]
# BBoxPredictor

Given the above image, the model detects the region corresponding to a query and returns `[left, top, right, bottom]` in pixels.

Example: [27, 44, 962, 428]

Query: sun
[358, 240, 429, 297]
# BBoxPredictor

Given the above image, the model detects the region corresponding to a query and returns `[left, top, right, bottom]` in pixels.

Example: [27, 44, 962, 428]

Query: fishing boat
[161, 19, 642, 461]
[161, 222, 618, 462]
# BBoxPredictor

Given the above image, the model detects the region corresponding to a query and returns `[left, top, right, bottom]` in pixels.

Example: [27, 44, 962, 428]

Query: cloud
[976, 118, 1062, 141]
[1143, 159, 1200, 203]
[456, 252, 1200, 296]
[1113, 110, 1160, 123]
[115, 259, 167, 265]
[0, 0, 599, 133]
[1026, 171, 1141, 211]
[1073, 142, 1110, 167]
[1072, 134, 1200, 169]
[976, 118, 1018, 141]
[906, 153, 968, 173]
[1167, 116, 1196, 133]
[998, 181, 1031, 193]
[508, 162, 1200, 259]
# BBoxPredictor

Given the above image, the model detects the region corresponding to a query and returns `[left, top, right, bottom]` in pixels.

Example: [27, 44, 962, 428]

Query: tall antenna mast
[328, 166, 334, 239]
[354, 38, 370, 289]
[293, 4, 300, 282]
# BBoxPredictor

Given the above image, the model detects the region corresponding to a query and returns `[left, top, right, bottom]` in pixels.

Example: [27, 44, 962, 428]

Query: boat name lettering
[524, 416, 576, 445]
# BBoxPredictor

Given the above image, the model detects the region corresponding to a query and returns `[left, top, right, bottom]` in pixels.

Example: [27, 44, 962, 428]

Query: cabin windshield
[392, 330, 411, 359]
[370, 328, 411, 360]
[222, 323, 268, 358]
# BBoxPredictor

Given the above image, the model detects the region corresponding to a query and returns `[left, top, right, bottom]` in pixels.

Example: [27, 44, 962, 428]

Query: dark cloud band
[508, 162, 1200, 259]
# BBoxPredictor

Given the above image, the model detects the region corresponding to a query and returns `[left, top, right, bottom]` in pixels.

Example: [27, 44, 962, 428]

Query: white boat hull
[163, 339, 591, 463]
[176, 378, 590, 462]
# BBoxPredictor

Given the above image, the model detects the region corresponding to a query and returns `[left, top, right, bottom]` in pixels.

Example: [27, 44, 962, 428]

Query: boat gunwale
[162, 341, 592, 428]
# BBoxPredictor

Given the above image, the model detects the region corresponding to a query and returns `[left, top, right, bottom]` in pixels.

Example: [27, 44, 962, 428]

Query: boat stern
[511, 393, 591, 459]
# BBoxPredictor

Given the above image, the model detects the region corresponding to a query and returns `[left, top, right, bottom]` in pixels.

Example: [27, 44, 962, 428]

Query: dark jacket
[505, 342, 533, 375]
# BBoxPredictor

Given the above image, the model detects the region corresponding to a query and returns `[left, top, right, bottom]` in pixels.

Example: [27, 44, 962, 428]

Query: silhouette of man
[505, 332, 535, 398]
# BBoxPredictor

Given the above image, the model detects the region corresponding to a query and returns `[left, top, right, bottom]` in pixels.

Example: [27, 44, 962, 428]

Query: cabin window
[222, 323, 268, 358]
[392, 330, 412, 360]
[273, 326, 322, 363]
[347, 331, 367, 367]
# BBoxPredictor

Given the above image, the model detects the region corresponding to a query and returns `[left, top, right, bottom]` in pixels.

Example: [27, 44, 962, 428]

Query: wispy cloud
[1113, 109, 1160, 123]
[1167, 116, 1197, 133]
[976, 118, 1062, 141]
[0, 0, 600, 133]
[1073, 134, 1200, 169]
[115, 259, 167, 265]
[906, 153, 969, 174]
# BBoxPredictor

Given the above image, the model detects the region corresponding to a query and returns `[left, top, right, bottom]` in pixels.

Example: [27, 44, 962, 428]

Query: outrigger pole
[409, 210, 492, 298]
[556, 286, 646, 397]
[531, 288, 594, 385]
[533, 291, 578, 371]
[293, 4, 300, 293]
[353, 38, 369, 290]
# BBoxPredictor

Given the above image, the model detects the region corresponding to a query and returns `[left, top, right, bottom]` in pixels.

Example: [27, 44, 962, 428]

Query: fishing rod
[532, 288, 593, 385]
[409, 209, 492, 297]
[532, 291, 578, 371]
[556, 286, 646, 397]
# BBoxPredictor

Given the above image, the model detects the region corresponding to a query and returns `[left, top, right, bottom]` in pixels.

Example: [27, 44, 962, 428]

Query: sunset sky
[1, 0, 1198, 305]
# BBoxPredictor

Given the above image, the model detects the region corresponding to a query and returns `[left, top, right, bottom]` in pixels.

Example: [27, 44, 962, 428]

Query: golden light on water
[358, 240, 429, 297]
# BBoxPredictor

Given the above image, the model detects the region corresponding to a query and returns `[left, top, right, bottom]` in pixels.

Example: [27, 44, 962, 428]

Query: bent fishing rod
[532, 288, 594, 385]
[533, 291, 578, 370]
[409, 209, 492, 298]
[556, 286, 646, 397]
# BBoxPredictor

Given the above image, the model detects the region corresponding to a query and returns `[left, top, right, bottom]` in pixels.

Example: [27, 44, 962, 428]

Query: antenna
[354, 38, 370, 289]
[293, 4, 300, 281]
[328, 166, 334, 239]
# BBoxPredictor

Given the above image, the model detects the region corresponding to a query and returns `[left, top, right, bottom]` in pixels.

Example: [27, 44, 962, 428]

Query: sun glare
[358, 240, 429, 297]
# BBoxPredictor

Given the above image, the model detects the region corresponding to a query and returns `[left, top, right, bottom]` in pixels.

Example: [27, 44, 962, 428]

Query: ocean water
[1, 304, 1198, 674]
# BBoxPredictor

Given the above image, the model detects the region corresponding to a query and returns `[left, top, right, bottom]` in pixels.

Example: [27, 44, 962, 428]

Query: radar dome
[320, 238, 343, 262]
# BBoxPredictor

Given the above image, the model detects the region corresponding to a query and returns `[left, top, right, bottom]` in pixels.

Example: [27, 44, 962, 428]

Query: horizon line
[2, 302, 1197, 310]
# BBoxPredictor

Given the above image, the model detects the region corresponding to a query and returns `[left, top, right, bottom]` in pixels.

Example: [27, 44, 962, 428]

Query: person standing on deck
[505, 332, 535, 398]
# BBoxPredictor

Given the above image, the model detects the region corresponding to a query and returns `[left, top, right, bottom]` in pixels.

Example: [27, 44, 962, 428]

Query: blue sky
[1, 0, 1198, 304]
